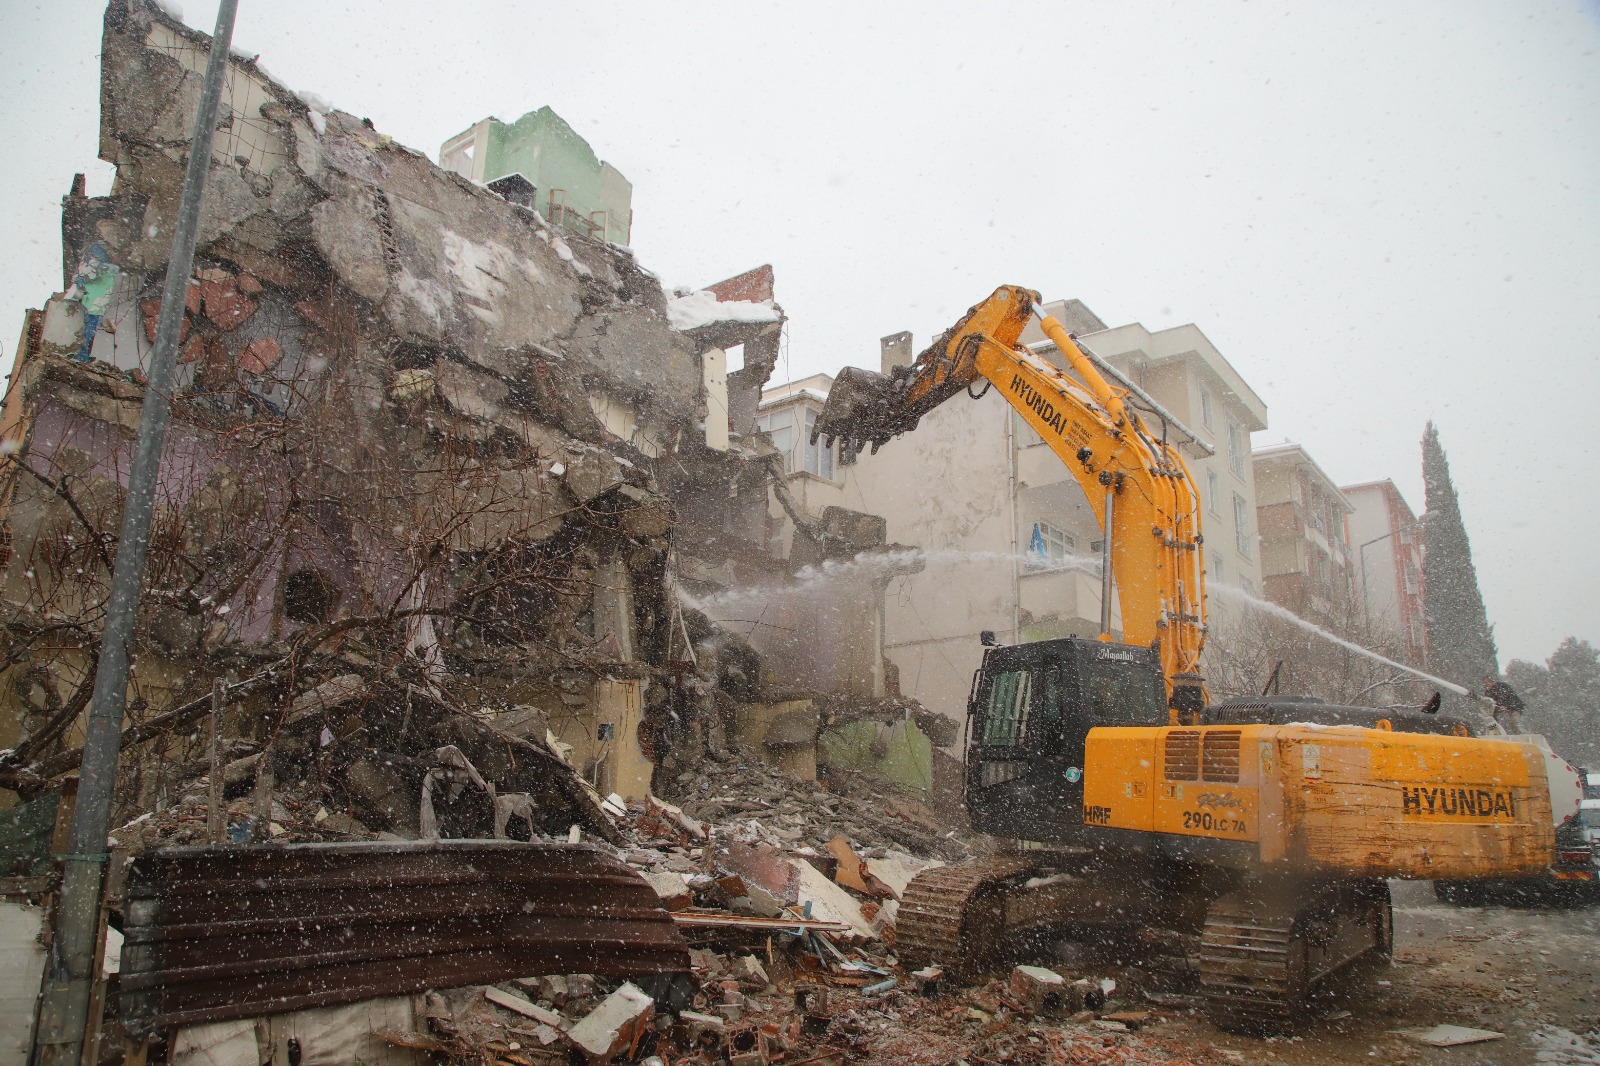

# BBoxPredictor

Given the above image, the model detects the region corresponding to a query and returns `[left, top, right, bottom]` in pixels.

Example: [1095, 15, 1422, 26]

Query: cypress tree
[1420, 422, 1499, 689]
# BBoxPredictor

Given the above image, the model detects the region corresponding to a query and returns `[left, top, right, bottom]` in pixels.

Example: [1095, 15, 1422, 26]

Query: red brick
[295, 299, 333, 331]
[201, 278, 258, 331]
[142, 298, 191, 344]
[239, 337, 282, 375]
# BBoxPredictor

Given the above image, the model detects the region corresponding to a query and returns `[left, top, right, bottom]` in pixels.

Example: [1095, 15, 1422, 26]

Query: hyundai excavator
[812, 285, 1579, 1031]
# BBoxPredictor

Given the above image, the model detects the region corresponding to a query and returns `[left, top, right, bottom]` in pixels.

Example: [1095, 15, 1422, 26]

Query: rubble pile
[80, 700, 1213, 1065]
[398, 960, 1218, 1066]
[666, 744, 970, 861]
[82, 670, 625, 854]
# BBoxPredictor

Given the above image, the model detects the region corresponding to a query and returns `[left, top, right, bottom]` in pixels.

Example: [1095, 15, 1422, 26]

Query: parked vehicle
[1580, 797, 1600, 848]
[1435, 792, 1598, 905]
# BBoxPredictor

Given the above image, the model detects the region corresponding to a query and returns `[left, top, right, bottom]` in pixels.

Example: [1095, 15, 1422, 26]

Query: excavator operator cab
[965, 637, 1166, 845]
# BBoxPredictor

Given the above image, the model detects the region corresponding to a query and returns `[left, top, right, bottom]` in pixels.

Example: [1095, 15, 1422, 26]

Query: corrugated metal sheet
[119, 840, 690, 1037]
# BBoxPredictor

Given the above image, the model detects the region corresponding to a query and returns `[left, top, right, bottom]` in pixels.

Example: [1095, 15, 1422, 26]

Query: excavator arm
[813, 285, 1208, 714]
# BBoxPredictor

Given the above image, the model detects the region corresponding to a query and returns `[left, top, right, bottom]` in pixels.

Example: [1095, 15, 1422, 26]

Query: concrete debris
[1010, 965, 1069, 1014]
[910, 965, 944, 994]
[566, 981, 654, 1063]
[639, 870, 692, 910]
[418, 744, 495, 839]
[864, 852, 941, 899]
[1409, 1023, 1506, 1047]
[482, 986, 565, 1028]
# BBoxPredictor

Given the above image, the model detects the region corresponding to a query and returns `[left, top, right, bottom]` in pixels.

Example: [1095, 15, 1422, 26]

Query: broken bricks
[566, 982, 655, 1063]
[1010, 965, 1068, 1014]
[1008, 965, 1108, 1017]
[676, 1009, 726, 1050]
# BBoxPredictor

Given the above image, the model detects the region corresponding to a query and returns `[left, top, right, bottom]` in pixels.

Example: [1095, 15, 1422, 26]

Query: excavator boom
[815, 285, 1207, 713]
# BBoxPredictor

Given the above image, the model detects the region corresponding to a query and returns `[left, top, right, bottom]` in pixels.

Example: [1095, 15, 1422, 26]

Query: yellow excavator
[814, 285, 1577, 1030]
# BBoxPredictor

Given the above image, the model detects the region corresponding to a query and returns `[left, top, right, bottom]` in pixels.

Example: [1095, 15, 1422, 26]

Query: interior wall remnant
[592, 678, 651, 801]
[820, 718, 934, 796]
[731, 700, 821, 782]
[702, 347, 730, 451]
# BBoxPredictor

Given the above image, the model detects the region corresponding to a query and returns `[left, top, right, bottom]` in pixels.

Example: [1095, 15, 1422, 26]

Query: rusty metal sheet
[119, 840, 690, 1037]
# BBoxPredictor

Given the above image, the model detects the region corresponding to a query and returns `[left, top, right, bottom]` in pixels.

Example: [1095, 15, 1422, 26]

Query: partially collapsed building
[0, 0, 930, 850]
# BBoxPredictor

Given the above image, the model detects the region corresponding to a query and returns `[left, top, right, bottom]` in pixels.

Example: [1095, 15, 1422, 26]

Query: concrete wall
[831, 388, 1017, 728]
[1344, 481, 1426, 663]
[454, 107, 634, 245]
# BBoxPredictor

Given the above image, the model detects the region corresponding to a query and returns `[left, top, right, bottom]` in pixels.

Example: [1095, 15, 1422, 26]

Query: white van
[1581, 797, 1600, 849]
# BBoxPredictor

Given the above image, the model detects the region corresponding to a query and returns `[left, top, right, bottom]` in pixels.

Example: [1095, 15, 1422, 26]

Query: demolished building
[0, 0, 927, 844]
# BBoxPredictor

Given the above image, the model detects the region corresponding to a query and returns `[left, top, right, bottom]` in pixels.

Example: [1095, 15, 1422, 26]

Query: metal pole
[1359, 542, 1372, 634]
[207, 678, 226, 844]
[31, 4, 239, 1061]
[1099, 488, 1115, 638]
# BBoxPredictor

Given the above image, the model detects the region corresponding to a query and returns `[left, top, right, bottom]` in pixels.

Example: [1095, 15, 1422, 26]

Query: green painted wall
[820, 719, 934, 797]
[481, 107, 631, 245]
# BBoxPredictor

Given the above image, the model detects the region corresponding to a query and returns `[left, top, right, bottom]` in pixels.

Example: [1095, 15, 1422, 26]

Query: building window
[759, 406, 837, 481]
[803, 409, 834, 479]
[1227, 421, 1245, 478]
[1233, 493, 1252, 558]
[1211, 553, 1224, 579]
[283, 568, 340, 624]
[1199, 387, 1214, 430]
[1206, 470, 1220, 516]
[1025, 521, 1077, 571]
[757, 408, 792, 457]
[1403, 561, 1419, 594]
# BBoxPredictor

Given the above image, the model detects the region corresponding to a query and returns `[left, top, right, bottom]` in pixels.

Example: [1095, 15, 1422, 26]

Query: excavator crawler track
[895, 857, 1042, 977]
[1199, 880, 1390, 1033]
[1199, 894, 1305, 1030]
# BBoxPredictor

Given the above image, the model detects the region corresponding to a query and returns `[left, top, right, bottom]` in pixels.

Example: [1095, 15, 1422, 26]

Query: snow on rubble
[666, 287, 782, 331]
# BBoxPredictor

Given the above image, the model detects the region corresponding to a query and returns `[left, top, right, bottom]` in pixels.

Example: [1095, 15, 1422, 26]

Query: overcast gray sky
[1, 0, 1596, 665]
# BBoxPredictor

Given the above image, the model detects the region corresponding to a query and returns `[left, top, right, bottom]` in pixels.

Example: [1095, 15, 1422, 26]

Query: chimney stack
[880, 331, 912, 375]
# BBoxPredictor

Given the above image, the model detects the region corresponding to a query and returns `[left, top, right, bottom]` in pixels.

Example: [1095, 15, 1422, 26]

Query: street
[1159, 881, 1600, 1066]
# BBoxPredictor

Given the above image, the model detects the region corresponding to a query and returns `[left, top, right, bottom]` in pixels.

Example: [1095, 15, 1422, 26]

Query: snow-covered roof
[667, 289, 781, 332]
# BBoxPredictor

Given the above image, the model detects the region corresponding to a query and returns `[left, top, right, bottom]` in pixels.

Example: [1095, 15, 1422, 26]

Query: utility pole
[30, 3, 239, 1061]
